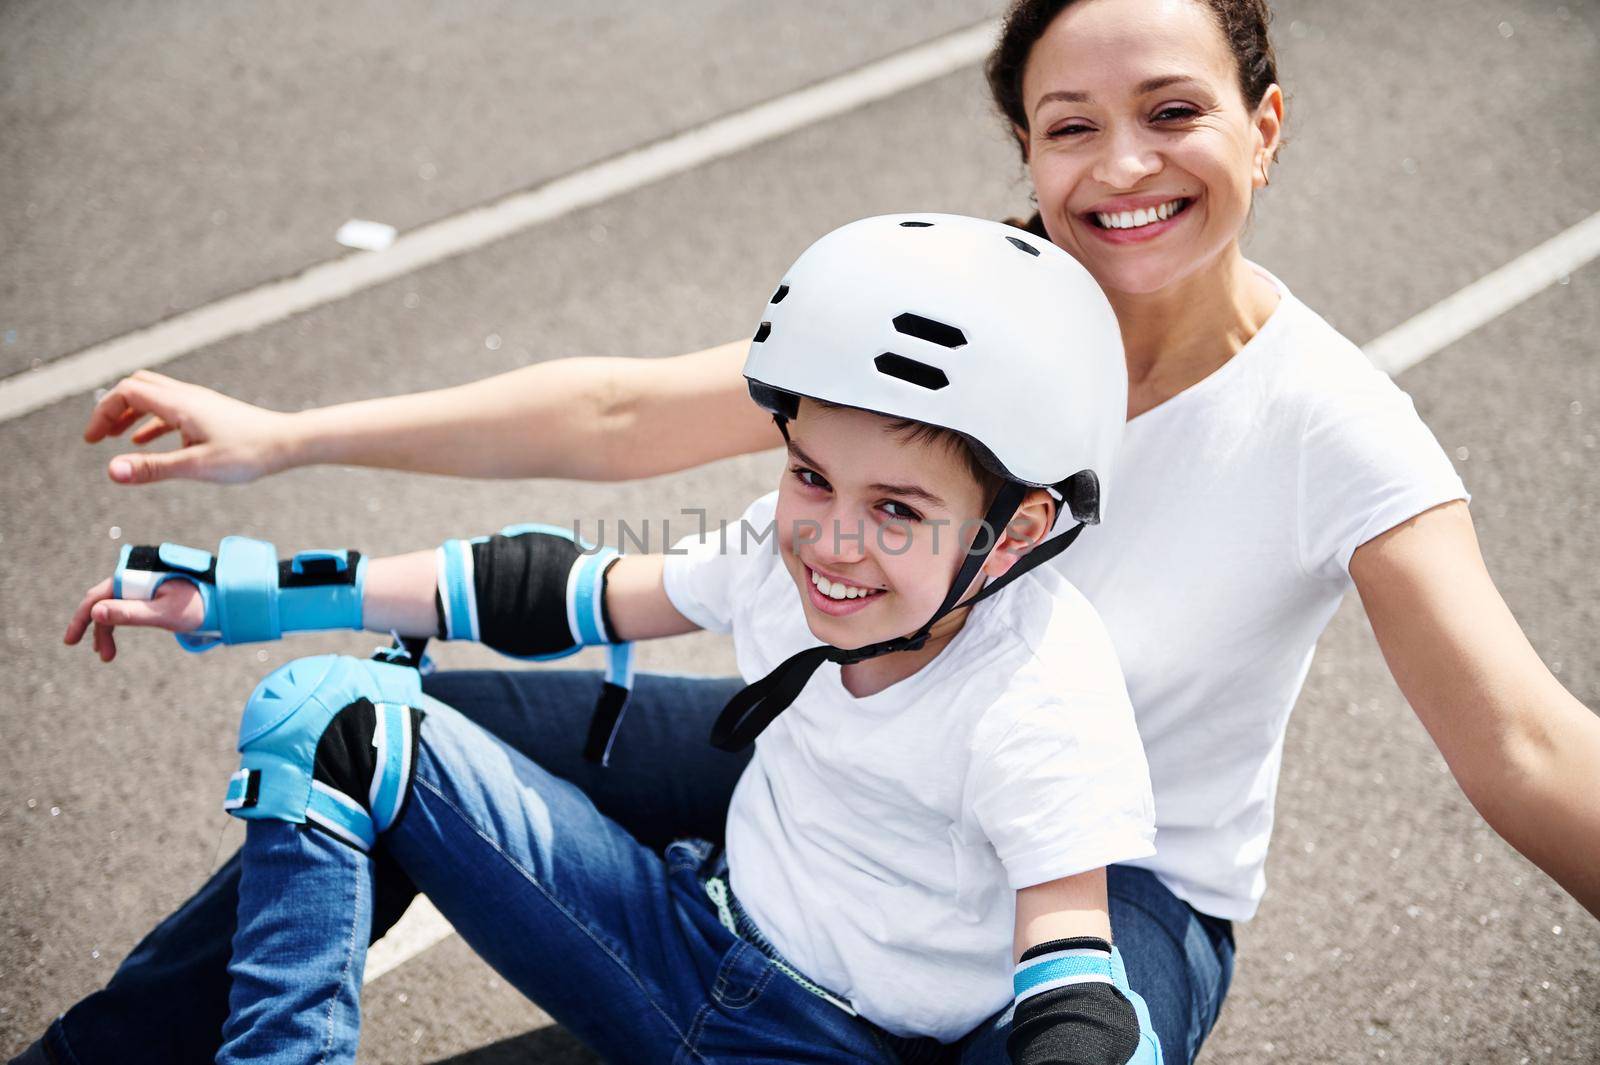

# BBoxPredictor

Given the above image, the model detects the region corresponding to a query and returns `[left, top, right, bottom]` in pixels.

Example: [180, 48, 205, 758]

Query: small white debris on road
[335, 219, 398, 252]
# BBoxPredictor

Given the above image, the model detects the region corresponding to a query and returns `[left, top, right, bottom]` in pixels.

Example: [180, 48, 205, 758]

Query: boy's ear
[983, 489, 1056, 580]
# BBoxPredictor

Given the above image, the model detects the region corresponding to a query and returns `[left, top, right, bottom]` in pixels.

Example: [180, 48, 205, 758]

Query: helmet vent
[874, 353, 949, 391]
[892, 313, 966, 348]
[1006, 235, 1041, 256]
[771, 284, 789, 304]
[899, 220, 934, 227]
[753, 321, 772, 343]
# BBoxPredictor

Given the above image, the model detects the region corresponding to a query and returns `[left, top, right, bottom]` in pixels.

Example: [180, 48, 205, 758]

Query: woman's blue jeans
[36, 668, 1234, 1064]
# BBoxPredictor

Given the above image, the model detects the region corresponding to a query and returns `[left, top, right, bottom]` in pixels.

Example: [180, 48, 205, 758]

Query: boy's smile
[802, 560, 886, 618]
[771, 398, 1055, 696]
[774, 399, 980, 652]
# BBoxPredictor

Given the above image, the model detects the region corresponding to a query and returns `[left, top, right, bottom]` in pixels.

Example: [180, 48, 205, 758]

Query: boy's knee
[223, 654, 426, 852]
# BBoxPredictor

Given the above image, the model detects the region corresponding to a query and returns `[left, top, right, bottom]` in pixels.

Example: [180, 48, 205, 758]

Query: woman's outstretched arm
[84, 340, 777, 485]
[1351, 499, 1600, 919]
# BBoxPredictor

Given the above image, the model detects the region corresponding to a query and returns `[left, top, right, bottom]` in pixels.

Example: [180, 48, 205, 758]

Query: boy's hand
[64, 576, 205, 662]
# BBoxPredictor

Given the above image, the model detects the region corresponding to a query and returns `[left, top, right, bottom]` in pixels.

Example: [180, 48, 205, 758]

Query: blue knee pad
[222, 654, 425, 852]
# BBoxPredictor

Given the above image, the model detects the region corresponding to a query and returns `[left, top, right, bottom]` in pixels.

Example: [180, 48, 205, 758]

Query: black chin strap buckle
[832, 632, 927, 665]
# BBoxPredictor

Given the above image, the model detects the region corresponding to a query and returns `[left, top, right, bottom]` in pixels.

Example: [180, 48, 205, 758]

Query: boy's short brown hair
[793, 398, 1009, 511]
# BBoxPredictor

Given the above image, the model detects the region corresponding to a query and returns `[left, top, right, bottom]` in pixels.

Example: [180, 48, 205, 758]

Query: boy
[73, 214, 1161, 1063]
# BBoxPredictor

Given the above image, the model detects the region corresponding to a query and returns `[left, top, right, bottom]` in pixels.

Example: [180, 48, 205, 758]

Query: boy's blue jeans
[37, 669, 1235, 1065]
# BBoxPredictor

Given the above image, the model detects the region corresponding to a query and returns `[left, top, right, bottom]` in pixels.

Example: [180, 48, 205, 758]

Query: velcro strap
[214, 536, 281, 644]
[276, 553, 366, 633]
[435, 538, 480, 641]
[307, 781, 377, 852]
[222, 768, 260, 811]
[1015, 943, 1115, 1003]
[366, 701, 416, 832]
[567, 548, 619, 645]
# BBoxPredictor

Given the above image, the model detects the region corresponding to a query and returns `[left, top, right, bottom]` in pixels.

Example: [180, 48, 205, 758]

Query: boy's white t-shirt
[663, 490, 1157, 1041]
[1051, 268, 1469, 923]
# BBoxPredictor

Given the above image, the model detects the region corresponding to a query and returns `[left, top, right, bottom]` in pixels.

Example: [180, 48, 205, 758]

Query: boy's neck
[838, 607, 972, 699]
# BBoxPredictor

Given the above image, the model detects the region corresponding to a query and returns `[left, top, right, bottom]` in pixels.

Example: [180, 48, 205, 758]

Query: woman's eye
[1153, 105, 1200, 122]
[880, 501, 922, 523]
[1046, 122, 1093, 139]
[792, 466, 829, 491]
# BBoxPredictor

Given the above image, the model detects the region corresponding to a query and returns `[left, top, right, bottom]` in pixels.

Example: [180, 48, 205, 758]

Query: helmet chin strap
[710, 481, 1086, 751]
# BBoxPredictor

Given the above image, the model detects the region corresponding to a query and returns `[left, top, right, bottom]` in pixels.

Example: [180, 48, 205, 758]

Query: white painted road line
[0, 20, 1002, 425]
[1364, 209, 1600, 374]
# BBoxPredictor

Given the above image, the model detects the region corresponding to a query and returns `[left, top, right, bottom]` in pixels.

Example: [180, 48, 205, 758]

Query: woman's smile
[1080, 194, 1196, 245]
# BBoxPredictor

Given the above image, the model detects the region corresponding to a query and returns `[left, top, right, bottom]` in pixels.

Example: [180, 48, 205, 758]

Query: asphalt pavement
[2, 1, 1596, 1061]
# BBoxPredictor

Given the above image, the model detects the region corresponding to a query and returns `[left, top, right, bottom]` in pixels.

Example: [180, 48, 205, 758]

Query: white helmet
[742, 212, 1125, 524]
[711, 214, 1128, 753]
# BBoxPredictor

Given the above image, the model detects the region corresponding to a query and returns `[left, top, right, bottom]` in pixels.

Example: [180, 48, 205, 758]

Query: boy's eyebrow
[785, 439, 948, 509]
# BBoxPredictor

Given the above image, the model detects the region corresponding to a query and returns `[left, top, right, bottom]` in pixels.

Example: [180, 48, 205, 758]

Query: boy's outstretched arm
[66, 537, 696, 662]
[67, 547, 442, 661]
[1009, 870, 1162, 1065]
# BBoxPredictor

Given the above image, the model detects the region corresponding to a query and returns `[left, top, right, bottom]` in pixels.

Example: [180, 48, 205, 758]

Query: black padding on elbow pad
[469, 530, 585, 656]
[1007, 982, 1141, 1065]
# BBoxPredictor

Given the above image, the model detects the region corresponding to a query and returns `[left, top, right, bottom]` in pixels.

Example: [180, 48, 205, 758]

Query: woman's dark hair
[986, 0, 1280, 237]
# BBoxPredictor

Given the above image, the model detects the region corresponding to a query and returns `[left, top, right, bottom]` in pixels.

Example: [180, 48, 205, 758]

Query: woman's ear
[1012, 122, 1032, 164]
[1252, 84, 1284, 188]
[983, 489, 1055, 579]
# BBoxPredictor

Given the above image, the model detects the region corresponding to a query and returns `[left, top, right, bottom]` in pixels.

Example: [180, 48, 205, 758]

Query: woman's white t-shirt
[663, 491, 1157, 1040]
[1052, 268, 1469, 922]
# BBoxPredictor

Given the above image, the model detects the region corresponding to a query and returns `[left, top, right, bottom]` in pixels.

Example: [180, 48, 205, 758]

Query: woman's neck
[1107, 244, 1280, 420]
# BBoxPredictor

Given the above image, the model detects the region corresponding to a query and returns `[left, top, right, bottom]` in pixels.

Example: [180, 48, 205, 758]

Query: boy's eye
[791, 466, 830, 491]
[1045, 122, 1093, 139]
[881, 501, 922, 523]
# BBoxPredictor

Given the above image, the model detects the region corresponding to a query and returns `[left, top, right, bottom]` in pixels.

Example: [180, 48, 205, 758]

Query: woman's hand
[64, 576, 205, 662]
[83, 370, 297, 486]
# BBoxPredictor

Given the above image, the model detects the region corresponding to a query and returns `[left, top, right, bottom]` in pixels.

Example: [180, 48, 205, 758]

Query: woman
[32, 1, 1600, 1063]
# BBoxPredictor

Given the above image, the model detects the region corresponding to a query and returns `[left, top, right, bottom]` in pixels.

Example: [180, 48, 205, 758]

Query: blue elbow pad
[113, 537, 366, 652]
[435, 523, 634, 765]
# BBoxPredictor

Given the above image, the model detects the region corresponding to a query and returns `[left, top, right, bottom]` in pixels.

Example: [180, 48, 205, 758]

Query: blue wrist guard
[1008, 937, 1163, 1065]
[435, 523, 634, 765]
[113, 537, 366, 653]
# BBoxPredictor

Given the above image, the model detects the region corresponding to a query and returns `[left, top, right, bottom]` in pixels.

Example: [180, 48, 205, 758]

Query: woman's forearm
[1352, 502, 1600, 920]
[287, 341, 776, 482]
[1473, 687, 1600, 920]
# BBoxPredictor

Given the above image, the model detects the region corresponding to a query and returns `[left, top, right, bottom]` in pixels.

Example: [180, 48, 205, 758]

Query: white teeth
[1094, 199, 1185, 230]
[810, 568, 879, 601]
